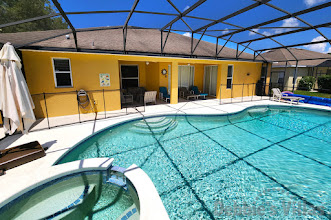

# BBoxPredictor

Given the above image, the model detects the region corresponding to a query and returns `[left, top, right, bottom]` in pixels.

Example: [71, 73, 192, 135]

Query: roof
[261, 48, 331, 67]
[0, 27, 258, 61]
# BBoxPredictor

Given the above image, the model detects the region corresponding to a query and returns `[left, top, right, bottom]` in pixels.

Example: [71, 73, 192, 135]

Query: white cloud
[183, 32, 192, 37]
[304, 0, 326, 7]
[262, 31, 272, 36]
[222, 28, 229, 35]
[183, 5, 190, 11]
[304, 36, 327, 53]
[275, 18, 300, 34]
[249, 28, 259, 36]
[327, 47, 331, 53]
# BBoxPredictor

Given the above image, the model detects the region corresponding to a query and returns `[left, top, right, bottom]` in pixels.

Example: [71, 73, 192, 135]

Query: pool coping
[125, 164, 170, 220]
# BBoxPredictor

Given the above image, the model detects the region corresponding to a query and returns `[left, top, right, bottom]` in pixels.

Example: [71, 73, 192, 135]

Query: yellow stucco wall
[219, 62, 262, 99]
[22, 50, 121, 118]
[21, 49, 263, 118]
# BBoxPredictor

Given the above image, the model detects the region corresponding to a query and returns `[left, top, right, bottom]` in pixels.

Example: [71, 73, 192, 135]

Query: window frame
[120, 64, 139, 89]
[52, 58, 73, 88]
[226, 64, 234, 89]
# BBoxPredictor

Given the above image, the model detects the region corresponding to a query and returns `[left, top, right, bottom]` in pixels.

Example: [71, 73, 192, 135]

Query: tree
[0, 0, 68, 33]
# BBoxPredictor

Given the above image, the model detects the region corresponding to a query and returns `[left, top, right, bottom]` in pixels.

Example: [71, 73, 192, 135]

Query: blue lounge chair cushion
[191, 86, 208, 96]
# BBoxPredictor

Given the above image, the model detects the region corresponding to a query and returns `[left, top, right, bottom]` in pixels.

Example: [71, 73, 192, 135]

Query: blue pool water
[57, 105, 331, 219]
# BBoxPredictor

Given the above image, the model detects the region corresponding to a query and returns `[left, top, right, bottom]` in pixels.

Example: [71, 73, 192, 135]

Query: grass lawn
[294, 90, 331, 98]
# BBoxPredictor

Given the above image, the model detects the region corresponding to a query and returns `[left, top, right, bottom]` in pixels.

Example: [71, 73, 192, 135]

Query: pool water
[58, 106, 331, 219]
[0, 172, 135, 220]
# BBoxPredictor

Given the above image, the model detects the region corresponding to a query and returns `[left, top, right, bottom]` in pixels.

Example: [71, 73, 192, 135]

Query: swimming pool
[57, 105, 331, 219]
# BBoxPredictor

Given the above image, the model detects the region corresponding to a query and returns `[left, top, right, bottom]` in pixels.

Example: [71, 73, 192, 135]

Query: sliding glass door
[204, 65, 218, 96]
[178, 66, 194, 88]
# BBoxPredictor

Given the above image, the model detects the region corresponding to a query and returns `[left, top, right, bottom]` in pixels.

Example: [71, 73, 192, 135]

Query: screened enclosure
[0, 0, 330, 63]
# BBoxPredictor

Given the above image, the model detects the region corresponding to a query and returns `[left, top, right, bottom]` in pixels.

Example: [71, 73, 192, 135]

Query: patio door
[204, 65, 218, 96]
[178, 65, 194, 88]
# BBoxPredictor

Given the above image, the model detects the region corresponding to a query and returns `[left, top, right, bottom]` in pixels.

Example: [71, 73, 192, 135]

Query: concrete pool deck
[0, 97, 330, 212]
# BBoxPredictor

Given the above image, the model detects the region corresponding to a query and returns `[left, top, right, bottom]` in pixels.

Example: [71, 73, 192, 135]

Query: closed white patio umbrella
[0, 42, 36, 135]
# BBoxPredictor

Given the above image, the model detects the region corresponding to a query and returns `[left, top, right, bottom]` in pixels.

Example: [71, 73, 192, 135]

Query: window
[277, 72, 285, 84]
[178, 65, 194, 88]
[121, 65, 139, 89]
[52, 58, 72, 87]
[226, 65, 233, 89]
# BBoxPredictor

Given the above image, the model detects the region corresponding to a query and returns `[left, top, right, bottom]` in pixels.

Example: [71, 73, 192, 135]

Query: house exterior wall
[21, 49, 263, 119]
[271, 67, 309, 90]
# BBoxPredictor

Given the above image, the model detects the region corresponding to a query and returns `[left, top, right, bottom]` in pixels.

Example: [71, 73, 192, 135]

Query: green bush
[298, 76, 315, 91]
[317, 75, 331, 93]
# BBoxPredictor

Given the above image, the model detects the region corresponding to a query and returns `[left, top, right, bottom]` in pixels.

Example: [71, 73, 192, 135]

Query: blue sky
[57, 0, 331, 54]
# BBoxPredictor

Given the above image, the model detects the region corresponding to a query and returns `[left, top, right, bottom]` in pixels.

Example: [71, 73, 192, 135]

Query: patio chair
[128, 87, 146, 103]
[121, 90, 133, 105]
[159, 87, 170, 102]
[179, 87, 199, 100]
[272, 88, 304, 104]
[190, 86, 208, 99]
[144, 91, 157, 106]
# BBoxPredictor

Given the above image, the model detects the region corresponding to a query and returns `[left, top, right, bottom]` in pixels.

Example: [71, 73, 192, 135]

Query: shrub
[298, 76, 315, 91]
[317, 75, 331, 93]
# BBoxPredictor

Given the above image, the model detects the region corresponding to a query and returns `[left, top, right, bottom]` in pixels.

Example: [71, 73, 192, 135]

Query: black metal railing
[1, 83, 329, 133]
[30, 88, 145, 131]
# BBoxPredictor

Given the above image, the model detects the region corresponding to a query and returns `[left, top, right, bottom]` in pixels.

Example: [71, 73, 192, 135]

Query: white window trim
[178, 65, 195, 88]
[52, 58, 73, 88]
[120, 64, 139, 88]
[226, 64, 234, 89]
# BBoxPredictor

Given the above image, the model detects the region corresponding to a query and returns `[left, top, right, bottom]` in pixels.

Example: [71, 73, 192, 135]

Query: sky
[56, 0, 331, 54]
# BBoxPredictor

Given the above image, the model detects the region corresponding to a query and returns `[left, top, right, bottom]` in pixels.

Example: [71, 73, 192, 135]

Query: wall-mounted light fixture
[146, 61, 149, 65]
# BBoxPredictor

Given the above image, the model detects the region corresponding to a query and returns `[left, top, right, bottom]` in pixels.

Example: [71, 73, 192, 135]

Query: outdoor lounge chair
[272, 88, 304, 104]
[144, 91, 157, 106]
[190, 86, 208, 99]
[159, 87, 170, 102]
[179, 87, 199, 100]
[0, 141, 45, 175]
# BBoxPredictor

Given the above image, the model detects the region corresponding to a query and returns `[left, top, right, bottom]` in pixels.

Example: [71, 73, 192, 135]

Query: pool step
[133, 118, 173, 129]
[144, 117, 166, 124]
[130, 117, 178, 134]
[14, 184, 97, 220]
[106, 175, 128, 191]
